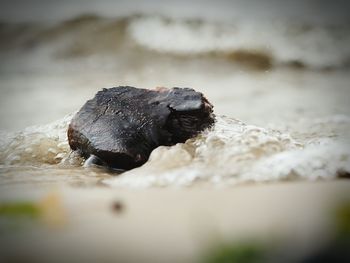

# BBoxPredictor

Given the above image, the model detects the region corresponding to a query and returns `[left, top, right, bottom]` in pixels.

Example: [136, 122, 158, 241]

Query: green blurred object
[202, 242, 266, 263]
[0, 202, 40, 218]
[335, 202, 350, 236]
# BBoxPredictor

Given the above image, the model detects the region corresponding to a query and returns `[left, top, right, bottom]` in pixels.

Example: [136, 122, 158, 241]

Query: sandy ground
[1, 180, 349, 263]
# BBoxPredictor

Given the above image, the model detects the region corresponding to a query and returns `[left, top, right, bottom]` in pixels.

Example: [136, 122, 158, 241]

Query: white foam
[128, 16, 350, 68]
[104, 115, 350, 188]
[1, 113, 349, 188]
[0, 114, 75, 166]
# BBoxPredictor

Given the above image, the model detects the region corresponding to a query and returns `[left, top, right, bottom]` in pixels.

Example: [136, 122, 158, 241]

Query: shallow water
[1, 111, 349, 188]
[0, 13, 350, 189]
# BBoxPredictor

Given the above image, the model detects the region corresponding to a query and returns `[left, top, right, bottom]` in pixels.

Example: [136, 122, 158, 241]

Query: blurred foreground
[1, 181, 350, 263]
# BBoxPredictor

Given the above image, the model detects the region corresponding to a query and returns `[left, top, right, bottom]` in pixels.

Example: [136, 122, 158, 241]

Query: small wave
[0, 14, 129, 58]
[1, 14, 349, 70]
[127, 16, 350, 70]
[104, 115, 350, 188]
[1, 114, 349, 187]
[0, 114, 78, 166]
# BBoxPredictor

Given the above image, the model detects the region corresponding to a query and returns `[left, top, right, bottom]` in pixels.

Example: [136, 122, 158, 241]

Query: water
[128, 16, 350, 68]
[0, 9, 350, 189]
[1, 109, 349, 188]
[1, 5, 350, 263]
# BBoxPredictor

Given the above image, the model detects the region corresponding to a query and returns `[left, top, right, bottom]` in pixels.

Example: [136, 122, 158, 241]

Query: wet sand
[1, 180, 350, 262]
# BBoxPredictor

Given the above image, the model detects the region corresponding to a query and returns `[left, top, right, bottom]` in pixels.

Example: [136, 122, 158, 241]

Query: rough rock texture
[68, 86, 214, 170]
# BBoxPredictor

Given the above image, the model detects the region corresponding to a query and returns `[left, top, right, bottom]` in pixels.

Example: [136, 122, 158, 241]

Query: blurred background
[0, 0, 350, 131]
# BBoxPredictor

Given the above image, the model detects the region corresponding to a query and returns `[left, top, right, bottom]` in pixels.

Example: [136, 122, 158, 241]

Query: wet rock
[68, 86, 214, 170]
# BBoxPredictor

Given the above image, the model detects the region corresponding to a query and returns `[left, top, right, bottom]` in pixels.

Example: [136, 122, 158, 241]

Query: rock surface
[68, 86, 214, 170]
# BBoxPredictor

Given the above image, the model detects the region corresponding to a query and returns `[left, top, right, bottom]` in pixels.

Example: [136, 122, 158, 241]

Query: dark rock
[68, 86, 214, 170]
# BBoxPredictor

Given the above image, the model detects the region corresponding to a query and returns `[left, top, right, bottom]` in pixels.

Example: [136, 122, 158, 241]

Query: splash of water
[1, 113, 349, 188]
